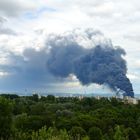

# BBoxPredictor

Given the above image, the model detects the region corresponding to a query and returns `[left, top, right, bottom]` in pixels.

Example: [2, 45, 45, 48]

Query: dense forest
[0, 94, 140, 140]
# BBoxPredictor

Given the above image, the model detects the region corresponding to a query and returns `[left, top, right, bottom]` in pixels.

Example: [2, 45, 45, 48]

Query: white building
[123, 96, 138, 104]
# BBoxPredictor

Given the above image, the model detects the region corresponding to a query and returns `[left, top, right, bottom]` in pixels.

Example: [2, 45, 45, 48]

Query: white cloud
[0, 71, 10, 77]
[0, 0, 37, 17]
[127, 74, 139, 80]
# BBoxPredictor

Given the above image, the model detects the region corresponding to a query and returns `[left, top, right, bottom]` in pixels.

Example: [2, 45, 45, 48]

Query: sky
[0, 0, 140, 95]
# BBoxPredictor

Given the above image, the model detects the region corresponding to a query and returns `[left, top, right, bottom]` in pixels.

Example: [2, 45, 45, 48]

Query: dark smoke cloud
[0, 28, 134, 97]
[46, 29, 134, 97]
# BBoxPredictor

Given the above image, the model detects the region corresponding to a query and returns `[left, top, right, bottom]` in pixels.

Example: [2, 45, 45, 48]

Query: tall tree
[0, 97, 13, 139]
[114, 125, 125, 140]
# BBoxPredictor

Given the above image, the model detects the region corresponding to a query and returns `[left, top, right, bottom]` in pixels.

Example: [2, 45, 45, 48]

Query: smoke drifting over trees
[46, 29, 134, 97]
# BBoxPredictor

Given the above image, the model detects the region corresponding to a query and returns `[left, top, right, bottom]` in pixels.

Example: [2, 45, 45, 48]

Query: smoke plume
[47, 28, 134, 97]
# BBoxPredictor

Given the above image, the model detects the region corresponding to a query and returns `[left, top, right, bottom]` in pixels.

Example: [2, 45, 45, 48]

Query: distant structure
[123, 96, 138, 104]
[95, 96, 101, 100]
[114, 89, 138, 104]
[78, 95, 84, 100]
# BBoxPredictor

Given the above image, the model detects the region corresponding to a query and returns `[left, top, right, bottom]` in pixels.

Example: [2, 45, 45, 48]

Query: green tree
[114, 125, 125, 140]
[0, 97, 13, 139]
[125, 127, 138, 140]
[88, 127, 103, 140]
[70, 126, 86, 140]
[32, 94, 39, 102]
[47, 95, 56, 102]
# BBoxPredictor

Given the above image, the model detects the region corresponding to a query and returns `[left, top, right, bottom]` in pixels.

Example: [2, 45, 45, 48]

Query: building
[123, 96, 138, 104]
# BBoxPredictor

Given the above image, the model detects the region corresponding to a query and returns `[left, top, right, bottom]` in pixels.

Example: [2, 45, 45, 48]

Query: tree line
[0, 94, 140, 140]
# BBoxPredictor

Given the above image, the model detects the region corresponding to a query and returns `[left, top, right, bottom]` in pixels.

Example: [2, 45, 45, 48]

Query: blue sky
[0, 0, 140, 95]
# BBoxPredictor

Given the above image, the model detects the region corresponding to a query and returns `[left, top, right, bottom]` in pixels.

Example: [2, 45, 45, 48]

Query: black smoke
[47, 29, 134, 97]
